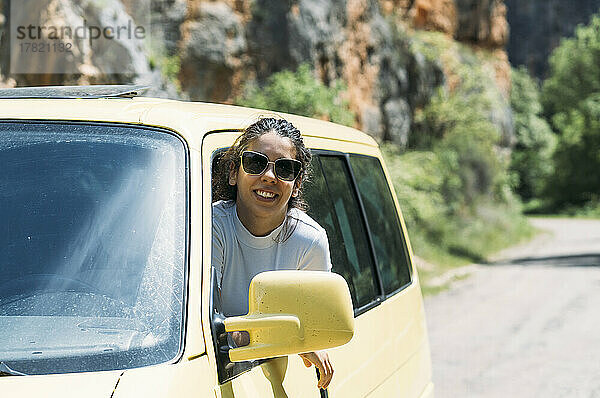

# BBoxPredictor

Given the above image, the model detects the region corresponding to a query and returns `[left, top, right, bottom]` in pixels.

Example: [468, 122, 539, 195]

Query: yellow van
[0, 85, 433, 397]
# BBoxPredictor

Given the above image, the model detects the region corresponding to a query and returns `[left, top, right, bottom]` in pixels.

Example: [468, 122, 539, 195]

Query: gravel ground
[424, 218, 600, 398]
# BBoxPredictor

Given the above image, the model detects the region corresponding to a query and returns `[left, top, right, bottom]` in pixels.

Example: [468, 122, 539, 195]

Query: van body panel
[326, 282, 430, 397]
[0, 98, 148, 124]
[359, 287, 433, 397]
[0, 370, 121, 397]
[0, 98, 377, 151]
[420, 383, 435, 398]
[112, 356, 214, 397]
[364, 341, 433, 398]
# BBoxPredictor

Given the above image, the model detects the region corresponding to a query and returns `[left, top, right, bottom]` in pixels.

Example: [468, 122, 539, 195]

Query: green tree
[510, 67, 555, 201]
[547, 94, 600, 205]
[541, 14, 600, 208]
[236, 64, 355, 126]
[542, 15, 600, 121]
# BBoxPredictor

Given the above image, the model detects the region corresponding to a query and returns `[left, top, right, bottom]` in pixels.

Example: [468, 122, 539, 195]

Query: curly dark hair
[212, 117, 312, 212]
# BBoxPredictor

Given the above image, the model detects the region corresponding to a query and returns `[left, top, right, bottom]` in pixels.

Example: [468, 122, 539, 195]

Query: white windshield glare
[0, 122, 187, 375]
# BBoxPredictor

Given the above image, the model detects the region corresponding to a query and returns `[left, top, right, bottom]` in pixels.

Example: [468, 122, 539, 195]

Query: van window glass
[349, 155, 412, 294]
[304, 155, 378, 308]
[0, 122, 187, 375]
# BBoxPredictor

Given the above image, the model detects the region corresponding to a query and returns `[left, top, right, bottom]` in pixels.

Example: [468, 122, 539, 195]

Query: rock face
[0, 0, 13, 86]
[385, 0, 458, 35]
[179, 0, 511, 146]
[505, 0, 600, 78]
[0, 0, 512, 145]
[454, 0, 508, 47]
[177, 0, 450, 143]
[6, 0, 150, 84]
[382, 0, 508, 47]
[0, 0, 177, 95]
[180, 1, 247, 102]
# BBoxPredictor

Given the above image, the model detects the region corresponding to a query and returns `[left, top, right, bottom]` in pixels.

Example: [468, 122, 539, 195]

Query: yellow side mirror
[224, 271, 354, 362]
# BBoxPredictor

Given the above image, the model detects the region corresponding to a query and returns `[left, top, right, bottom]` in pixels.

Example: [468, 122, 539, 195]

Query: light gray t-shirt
[212, 200, 332, 316]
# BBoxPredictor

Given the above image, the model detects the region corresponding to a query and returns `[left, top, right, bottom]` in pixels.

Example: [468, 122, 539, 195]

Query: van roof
[0, 94, 378, 150]
[0, 85, 149, 99]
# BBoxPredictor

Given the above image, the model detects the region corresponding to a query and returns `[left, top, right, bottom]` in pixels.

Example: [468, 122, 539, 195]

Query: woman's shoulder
[212, 200, 236, 222]
[287, 208, 327, 239]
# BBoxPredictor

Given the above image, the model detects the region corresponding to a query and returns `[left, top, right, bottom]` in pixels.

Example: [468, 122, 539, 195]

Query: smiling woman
[211, 117, 335, 390]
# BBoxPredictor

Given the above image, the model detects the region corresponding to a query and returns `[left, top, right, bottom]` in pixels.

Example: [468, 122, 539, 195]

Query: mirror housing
[224, 271, 354, 362]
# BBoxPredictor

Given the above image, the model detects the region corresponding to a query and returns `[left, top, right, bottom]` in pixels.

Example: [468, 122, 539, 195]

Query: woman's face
[229, 131, 300, 225]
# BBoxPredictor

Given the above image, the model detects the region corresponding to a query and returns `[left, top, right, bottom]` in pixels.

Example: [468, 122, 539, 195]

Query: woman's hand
[299, 350, 333, 389]
[231, 331, 250, 347]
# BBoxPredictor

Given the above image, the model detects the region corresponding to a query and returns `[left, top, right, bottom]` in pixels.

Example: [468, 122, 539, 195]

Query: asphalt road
[424, 218, 600, 398]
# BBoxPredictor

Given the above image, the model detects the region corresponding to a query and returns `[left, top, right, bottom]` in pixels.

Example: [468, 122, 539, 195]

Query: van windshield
[0, 122, 187, 375]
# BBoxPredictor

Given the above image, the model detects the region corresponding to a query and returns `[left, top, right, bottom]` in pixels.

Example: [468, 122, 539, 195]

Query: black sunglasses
[240, 150, 302, 182]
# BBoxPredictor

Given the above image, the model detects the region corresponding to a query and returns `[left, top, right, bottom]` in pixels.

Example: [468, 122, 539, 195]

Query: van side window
[304, 155, 379, 309]
[349, 155, 412, 294]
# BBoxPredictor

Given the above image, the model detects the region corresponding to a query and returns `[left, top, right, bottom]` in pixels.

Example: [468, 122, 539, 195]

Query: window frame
[208, 146, 266, 384]
[312, 150, 414, 308]
[310, 150, 384, 316]
[348, 153, 414, 298]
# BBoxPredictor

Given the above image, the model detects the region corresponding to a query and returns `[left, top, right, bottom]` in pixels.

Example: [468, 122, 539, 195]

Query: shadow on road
[486, 253, 600, 268]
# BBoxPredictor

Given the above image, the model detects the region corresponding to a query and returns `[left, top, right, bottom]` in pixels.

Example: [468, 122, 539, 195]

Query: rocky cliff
[0, 0, 511, 145]
[505, 0, 600, 78]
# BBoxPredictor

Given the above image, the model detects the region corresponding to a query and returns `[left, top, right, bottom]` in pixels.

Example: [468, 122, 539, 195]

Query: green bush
[510, 67, 556, 201]
[382, 145, 532, 269]
[435, 123, 505, 211]
[148, 41, 182, 93]
[384, 34, 534, 279]
[381, 145, 447, 241]
[413, 62, 509, 212]
[236, 64, 355, 126]
[560, 201, 600, 218]
[412, 61, 497, 149]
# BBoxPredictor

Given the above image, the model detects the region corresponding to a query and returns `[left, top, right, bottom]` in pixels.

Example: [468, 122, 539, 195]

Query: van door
[301, 153, 389, 397]
[344, 154, 431, 397]
[298, 152, 431, 397]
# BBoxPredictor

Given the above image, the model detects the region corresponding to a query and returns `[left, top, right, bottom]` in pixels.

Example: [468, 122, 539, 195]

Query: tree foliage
[413, 61, 510, 212]
[236, 64, 355, 127]
[510, 67, 555, 200]
[547, 94, 600, 205]
[541, 14, 600, 207]
[542, 15, 600, 120]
